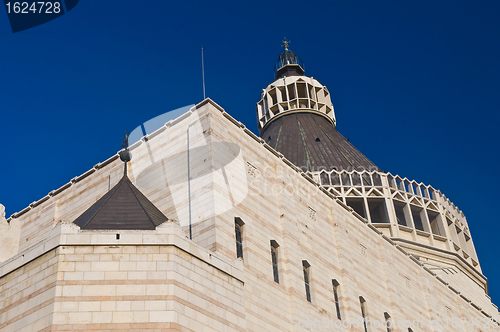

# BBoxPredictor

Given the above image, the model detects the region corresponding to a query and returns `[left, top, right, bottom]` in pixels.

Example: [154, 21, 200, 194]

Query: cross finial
[122, 130, 131, 149]
[282, 38, 290, 51]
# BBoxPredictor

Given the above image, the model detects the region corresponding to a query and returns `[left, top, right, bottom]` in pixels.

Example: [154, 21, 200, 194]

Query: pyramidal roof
[73, 175, 168, 230]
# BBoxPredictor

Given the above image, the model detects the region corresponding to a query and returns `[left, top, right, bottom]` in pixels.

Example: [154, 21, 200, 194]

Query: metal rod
[187, 126, 192, 240]
[201, 46, 206, 99]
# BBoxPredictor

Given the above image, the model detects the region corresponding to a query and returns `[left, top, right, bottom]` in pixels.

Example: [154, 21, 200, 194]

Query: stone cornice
[0, 220, 245, 284]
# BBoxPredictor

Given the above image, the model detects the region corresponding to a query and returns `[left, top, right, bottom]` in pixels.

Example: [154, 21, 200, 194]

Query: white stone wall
[52, 244, 245, 331]
[0, 250, 57, 332]
[0, 205, 21, 262]
[1, 99, 498, 331]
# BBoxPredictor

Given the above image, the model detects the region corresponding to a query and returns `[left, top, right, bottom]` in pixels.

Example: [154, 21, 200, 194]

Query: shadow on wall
[128, 105, 247, 229]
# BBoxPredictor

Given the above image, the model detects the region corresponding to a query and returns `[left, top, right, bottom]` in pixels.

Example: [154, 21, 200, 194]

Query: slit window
[271, 240, 280, 283]
[332, 279, 342, 320]
[384, 312, 392, 332]
[303, 260, 311, 302]
[235, 218, 244, 259]
[360, 297, 368, 332]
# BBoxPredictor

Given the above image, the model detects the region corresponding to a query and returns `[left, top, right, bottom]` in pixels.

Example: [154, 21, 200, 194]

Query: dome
[262, 112, 379, 172]
[257, 40, 378, 172]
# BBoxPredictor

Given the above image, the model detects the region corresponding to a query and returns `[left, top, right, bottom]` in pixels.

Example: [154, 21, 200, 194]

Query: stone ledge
[0, 220, 245, 284]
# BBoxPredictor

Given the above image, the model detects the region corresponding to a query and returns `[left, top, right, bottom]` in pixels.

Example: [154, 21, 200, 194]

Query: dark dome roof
[262, 112, 379, 172]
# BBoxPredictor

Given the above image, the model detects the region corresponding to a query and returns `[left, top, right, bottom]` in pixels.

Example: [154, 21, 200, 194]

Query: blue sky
[1, 0, 499, 308]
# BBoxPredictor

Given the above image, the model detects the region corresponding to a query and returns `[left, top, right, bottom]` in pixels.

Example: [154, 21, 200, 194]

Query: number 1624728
[5, 2, 61, 14]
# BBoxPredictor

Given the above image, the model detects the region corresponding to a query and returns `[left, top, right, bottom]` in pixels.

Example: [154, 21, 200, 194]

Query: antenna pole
[201, 46, 206, 99]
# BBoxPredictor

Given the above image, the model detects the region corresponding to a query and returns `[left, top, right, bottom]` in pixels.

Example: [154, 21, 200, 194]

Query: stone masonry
[0, 99, 498, 331]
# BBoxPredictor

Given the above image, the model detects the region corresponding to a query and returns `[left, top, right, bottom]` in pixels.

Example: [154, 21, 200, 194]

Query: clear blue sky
[1, 0, 499, 308]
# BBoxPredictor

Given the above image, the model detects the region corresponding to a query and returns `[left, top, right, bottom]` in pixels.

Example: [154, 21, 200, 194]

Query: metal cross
[282, 38, 290, 51]
[122, 130, 131, 149]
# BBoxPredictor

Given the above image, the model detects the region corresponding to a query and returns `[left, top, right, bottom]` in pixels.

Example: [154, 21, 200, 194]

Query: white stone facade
[0, 100, 498, 331]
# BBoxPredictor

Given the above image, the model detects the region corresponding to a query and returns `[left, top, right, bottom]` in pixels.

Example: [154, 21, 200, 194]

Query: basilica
[0, 42, 498, 331]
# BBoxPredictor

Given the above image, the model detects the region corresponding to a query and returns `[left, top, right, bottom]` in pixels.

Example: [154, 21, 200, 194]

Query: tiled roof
[73, 175, 168, 230]
[262, 112, 379, 172]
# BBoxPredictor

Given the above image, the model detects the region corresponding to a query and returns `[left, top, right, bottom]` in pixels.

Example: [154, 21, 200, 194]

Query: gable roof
[73, 175, 168, 230]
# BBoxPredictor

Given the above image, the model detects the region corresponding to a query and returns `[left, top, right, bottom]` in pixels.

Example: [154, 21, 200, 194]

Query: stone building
[0, 44, 499, 331]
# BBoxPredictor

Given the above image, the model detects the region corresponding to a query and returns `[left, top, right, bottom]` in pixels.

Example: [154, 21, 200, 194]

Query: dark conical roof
[262, 113, 379, 172]
[73, 175, 168, 230]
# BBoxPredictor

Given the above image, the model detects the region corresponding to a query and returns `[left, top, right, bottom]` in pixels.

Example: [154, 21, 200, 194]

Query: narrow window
[302, 260, 311, 302]
[384, 312, 392, 332]
[235, 218, 244, 259]
[270, 240, 280, 283]
[360, 296, 368, 332]
[332, 279, 341, 320]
